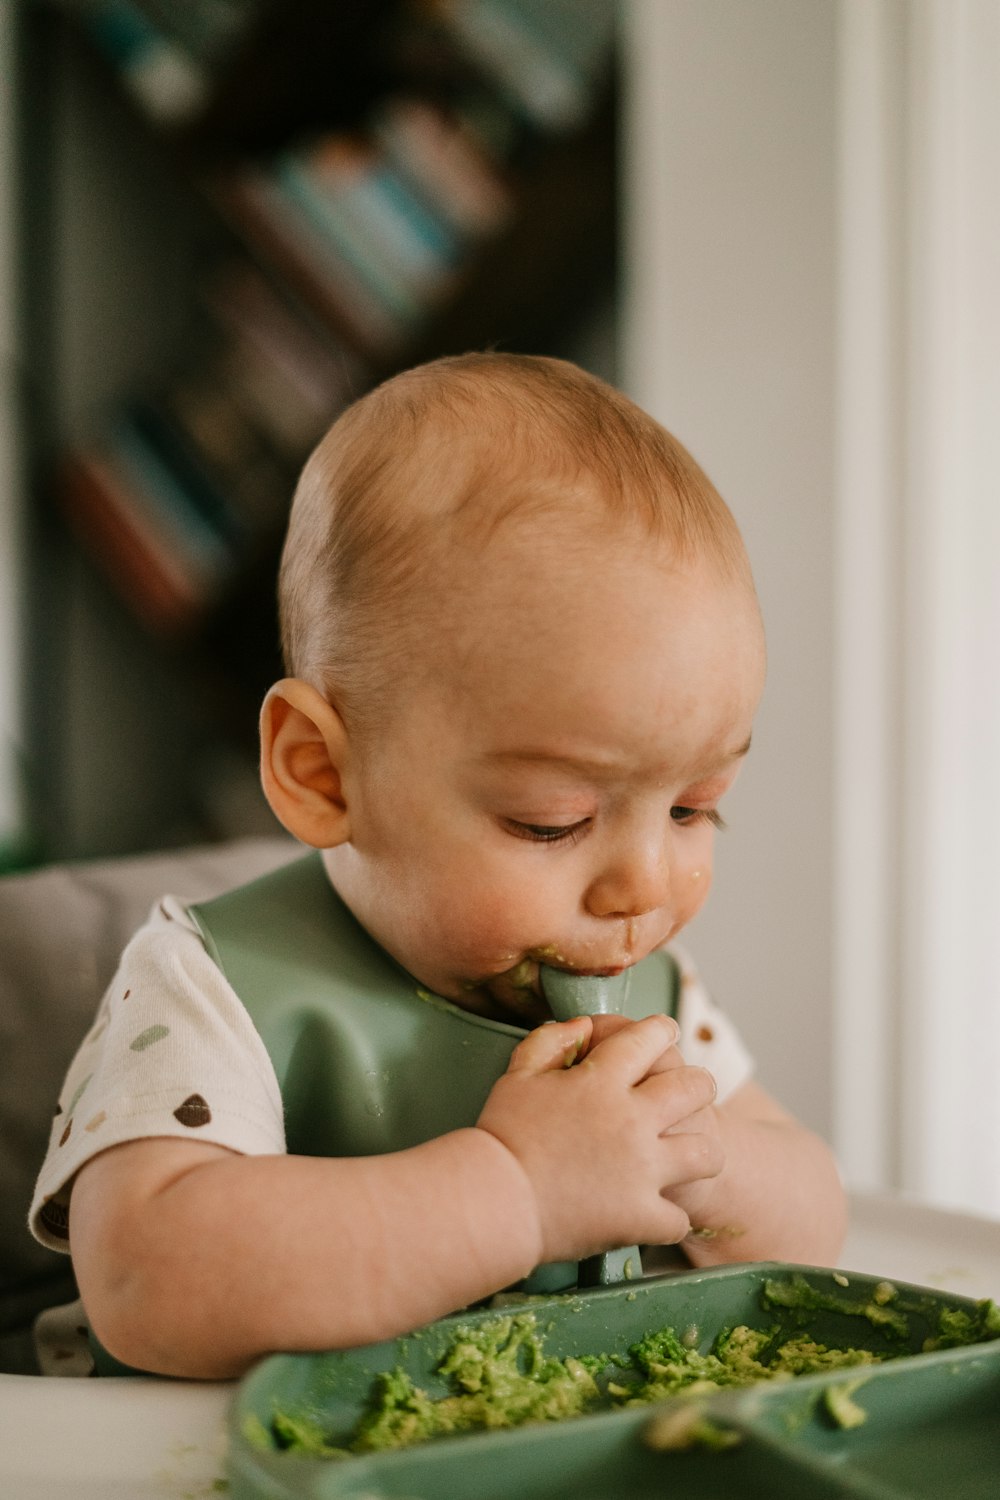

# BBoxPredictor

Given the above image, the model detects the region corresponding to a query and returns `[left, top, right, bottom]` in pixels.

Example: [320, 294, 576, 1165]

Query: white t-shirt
[30, 896, 754, 1253]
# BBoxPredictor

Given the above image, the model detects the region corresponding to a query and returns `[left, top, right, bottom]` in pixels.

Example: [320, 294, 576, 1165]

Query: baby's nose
[584, 841, 671, 921]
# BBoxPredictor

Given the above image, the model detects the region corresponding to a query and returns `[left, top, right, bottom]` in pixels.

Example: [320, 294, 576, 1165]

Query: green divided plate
[226, 1262, 1000, 1499]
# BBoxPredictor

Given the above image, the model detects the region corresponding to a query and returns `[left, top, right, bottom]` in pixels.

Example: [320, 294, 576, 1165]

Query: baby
[31, 353, 846, 1378]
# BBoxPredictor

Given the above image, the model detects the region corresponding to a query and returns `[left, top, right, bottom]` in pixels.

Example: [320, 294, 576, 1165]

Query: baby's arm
[70, 1012, 717, 1378]
[665, 1078, 848, 1267]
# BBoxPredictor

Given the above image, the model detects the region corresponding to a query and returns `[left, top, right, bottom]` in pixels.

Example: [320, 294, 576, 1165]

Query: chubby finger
[505, 1016, 594, 1075]
[630, 1199, 693, 1251]
[657, 1126, 725, 1186]
[582, 1013, 681, 1084]
[642, 1038, 687, 1077]
[640, 1063, 718, 1128]
[585, 1015, 685, 1083]
[584, 1013, 683, 1068]
[583, 1013, 633, 1049]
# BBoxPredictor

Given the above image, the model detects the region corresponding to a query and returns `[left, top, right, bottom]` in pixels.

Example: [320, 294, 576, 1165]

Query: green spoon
[539, 965, 632, 1020]
[539, 965, 641, 1287]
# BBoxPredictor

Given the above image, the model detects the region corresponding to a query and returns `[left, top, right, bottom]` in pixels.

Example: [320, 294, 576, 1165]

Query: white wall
[620, 0, 838, 1137]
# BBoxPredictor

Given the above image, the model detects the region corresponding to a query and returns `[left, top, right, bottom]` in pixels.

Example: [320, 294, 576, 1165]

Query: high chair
[0, 835, 296, 1376]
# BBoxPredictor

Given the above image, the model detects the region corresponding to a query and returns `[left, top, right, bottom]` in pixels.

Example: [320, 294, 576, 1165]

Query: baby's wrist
[465, 1126, 546, 1278]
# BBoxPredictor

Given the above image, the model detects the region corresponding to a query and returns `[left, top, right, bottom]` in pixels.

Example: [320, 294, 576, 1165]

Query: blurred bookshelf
[17, 0, 619, 862]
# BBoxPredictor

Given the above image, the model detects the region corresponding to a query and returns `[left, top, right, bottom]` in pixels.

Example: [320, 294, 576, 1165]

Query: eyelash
[507, 821, 590, 845]
[671, 807, 727, 831]
[508, 808, 727, 844]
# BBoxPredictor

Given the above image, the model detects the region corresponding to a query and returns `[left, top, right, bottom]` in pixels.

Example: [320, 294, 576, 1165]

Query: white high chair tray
[0, 1373, 232, 1499]
[2, 1190, 999, 1500]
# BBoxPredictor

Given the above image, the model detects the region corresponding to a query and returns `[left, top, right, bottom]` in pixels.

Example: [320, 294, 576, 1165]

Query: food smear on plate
[252, 1280, 1000, 1458]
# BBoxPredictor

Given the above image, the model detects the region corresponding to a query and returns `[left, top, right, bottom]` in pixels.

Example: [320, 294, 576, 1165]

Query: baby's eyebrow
[482, 733, 753, 777]
[697, 733, 753, 776]
[482, 749, 620, 776]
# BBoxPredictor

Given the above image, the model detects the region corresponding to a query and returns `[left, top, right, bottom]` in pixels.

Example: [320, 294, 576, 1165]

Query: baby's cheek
[463, 900, 528, 960]
[423, 845, 567, 970]
[678, 862, 713, 926]
[448, 888, 542, 968]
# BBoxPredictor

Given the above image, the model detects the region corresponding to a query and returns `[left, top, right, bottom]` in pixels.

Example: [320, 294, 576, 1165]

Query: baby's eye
[671, 807, 727, 830]
[505, 820, 590, 844]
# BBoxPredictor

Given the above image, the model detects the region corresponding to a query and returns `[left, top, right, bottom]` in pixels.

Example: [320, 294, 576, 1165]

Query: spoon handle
[539, 966, 638, 1285]
[578, 1245, 642, 1287]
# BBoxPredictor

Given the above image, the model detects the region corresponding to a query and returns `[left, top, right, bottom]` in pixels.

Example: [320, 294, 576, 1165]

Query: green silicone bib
[191, 852, 680, 1298]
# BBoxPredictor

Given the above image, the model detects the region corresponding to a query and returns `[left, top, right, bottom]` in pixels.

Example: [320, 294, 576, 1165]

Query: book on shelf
[199, 261, 367, 459]
[272, 155, 427, 329]
[58, 240, 379, 641]
[69, 0, 287, 129]
[443, 0, 616, 133]
[60, 276, 367, 640]
[67, 0, 404, 151]
[60, 450, 211, 638]
[161, 367, 293, 544]
[370, 95, 514, 240]
[209, 167, 415, 360]
[60, 394, 272, 636]
[80, 0, 212, 126]
[510, 0, 617, 101]
[295, 134, 463, 300]
[135, 0, 255, 68]
[115, 402, 244, 564]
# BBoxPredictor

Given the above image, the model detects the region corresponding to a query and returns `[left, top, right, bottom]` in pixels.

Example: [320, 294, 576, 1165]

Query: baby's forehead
[434, 521, 759, 665]
[374, 510, 763, 776]
[443, 493, 731, 598]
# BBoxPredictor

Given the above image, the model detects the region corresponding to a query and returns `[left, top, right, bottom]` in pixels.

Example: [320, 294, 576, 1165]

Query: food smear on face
[254, 1283, 1000, 1459]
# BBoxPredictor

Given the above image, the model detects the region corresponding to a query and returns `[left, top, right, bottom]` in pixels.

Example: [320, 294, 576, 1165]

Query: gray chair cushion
[0, 836, 297, 1369]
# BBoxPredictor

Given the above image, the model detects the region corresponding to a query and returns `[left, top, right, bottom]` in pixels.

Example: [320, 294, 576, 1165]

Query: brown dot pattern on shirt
[123, 989, 131, 1001]
[59, 1119, 73, 1146]
[696, 1024, 715, 1042]
[40, 1199, 70, 1240]
[174, 1093, 212, 1128]
[85, 1110, 107, 1133]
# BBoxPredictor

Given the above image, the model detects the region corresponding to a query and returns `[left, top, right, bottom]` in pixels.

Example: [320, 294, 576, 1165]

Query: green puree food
[262, 1277, 1000, 1459]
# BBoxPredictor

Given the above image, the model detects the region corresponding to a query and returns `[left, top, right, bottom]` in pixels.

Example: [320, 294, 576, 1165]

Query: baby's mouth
[479, 952, 634, 1026]
[479, 959, 550, 1024]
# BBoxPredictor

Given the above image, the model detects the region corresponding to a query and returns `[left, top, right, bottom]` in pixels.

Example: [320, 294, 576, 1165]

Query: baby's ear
[259, 679, 352, 848]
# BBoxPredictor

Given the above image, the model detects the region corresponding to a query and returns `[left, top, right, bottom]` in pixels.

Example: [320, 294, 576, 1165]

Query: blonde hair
[279, 352, 753, 728]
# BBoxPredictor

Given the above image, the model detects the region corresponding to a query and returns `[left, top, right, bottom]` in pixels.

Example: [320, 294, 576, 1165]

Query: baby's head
[262, 353, 766, 1023]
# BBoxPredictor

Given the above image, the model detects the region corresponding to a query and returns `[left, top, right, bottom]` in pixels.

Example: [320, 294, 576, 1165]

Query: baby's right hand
[475, 1014, 722, 1265]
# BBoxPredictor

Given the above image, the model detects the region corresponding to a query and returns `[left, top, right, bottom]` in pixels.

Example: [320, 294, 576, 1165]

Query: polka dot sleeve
[669, 943, 755, 1103]
[29, 897, 286, 1253]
